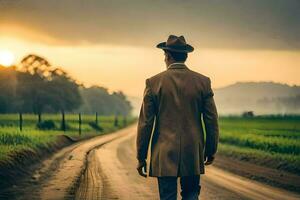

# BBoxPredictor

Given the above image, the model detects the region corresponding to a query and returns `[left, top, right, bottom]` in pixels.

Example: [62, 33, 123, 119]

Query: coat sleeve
[136, 79, 156, 161]
[203, 78, 219, 158]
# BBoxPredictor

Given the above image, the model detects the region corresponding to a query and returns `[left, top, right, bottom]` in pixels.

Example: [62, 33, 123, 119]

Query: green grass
[218, 116, 300, 174]
[0, 114, 135, 162]
[0, 114, 124, 129]
[1, 114, 299, 174]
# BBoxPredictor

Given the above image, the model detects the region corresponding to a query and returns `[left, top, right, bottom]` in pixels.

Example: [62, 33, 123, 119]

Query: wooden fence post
[79, 113, 82, 135]
[38, 112, 42, 123]
[19, 112, 23, 131]
[61, 110, 66, 131]
[114, 115, 118, 127]
[95, 112, 98, 125]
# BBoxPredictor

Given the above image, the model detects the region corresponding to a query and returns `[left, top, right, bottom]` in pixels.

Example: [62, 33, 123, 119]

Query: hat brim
[156, 42, 194, 53]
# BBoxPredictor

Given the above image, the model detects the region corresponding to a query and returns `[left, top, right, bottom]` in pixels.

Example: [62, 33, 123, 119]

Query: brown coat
[136, 63, 219, 177]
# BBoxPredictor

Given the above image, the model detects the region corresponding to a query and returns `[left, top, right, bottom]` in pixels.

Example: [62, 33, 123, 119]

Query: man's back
[136, 63, 219, 177]
[136, 35, 219, 200]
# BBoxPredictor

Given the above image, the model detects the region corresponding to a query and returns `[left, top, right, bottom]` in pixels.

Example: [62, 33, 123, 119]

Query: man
[136, 35, 219, 200]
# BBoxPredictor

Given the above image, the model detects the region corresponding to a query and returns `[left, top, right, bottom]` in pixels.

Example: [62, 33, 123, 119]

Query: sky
[0, 0, 299, 96]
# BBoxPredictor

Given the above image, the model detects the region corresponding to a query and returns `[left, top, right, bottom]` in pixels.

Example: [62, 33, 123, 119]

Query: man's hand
[204, 155, 215, 165]
[137, 159, 147, 178]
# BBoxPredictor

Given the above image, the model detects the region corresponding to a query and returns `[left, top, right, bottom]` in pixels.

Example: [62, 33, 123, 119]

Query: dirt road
[74, 125, 300, 200]
[10, 124, 300, 200]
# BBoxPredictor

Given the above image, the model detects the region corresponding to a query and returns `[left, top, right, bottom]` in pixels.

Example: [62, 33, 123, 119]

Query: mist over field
[129, 82, 300, 116]
[215, 82, 300, 115]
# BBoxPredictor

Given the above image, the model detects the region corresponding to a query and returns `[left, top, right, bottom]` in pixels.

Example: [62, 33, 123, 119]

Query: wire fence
[0, 112, 131, 135]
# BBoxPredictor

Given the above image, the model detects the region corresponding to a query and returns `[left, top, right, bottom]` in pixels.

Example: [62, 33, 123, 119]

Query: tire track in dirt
[75, 126, 300, 200]
[37, 125, 135, 200]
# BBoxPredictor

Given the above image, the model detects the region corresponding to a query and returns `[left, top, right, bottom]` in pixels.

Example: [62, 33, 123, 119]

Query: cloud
[1, 0, 299, 50]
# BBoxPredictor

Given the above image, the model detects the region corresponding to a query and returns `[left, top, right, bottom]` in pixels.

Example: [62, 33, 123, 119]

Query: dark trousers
[157, 175, 201, 200]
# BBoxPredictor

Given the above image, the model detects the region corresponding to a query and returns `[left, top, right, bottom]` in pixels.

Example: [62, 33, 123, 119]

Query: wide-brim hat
[156, 35, 194, 53]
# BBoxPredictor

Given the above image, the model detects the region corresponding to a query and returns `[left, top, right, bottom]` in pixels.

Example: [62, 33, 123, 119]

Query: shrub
[88, 122, 103, 131]
[36, 120, 56, 130]
[242, 111, 254, 118]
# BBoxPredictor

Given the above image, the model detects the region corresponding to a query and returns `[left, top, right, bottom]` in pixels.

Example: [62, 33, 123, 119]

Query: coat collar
[167, 62, 188, 70]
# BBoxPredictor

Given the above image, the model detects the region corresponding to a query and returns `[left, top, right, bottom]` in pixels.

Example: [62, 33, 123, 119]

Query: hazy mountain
[129, 82, 300, 116]
[214, 82, 300, 115]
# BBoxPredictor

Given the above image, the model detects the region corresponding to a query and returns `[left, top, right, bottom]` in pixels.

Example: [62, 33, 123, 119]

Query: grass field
[0, 114, 135, 162]
[1, 114, 299, 175]
[218, 116, 300, 174]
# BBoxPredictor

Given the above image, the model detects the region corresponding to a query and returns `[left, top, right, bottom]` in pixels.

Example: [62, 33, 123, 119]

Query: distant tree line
[78, 86, 132, 115]
[0, 54, 132, 115]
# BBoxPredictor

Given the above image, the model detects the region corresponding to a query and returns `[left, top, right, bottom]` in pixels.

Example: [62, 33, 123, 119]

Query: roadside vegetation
[0, 54, 132, 116]
[0, 114, 135, 163]
[0, 53, 135, 168]
[218, 115, 300, 175]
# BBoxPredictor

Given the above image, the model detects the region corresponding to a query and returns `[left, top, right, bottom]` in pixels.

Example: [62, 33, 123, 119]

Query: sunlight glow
[0, 50, 15, 67]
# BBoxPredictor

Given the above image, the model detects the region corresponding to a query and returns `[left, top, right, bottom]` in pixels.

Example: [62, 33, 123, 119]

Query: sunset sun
[0, 50, 15, 67]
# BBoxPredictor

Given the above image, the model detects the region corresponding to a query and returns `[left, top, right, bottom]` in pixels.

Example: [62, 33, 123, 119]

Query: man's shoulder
[188, 69, 210, 82]
[146, 68, 211, 85]
[146, 70, 168, 83]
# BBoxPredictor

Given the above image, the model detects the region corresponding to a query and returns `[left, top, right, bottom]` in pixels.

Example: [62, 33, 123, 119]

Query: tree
[16, 54, 82, 113]
[0, 54, 131, 115]
[45, 70, 82, 111]
[0, 66, 18, 113]
[19, 54, 51, 78]
[79, 86, 132, 115]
